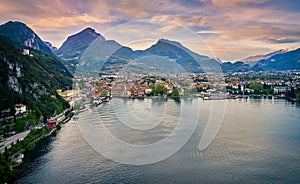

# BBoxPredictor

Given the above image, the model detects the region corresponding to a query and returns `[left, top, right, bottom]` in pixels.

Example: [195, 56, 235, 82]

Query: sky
[1, 0, 300, 61]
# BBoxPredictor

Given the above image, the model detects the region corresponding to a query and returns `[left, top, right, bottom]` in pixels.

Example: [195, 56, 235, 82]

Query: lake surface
[14, 98, 300, 183]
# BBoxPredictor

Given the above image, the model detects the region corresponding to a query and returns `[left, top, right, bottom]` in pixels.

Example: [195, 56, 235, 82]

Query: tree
[249, 83, 263, 94]
[101, 90, 108, 97]
[171, 88, 180, 97]
[151, 84, 167, 95]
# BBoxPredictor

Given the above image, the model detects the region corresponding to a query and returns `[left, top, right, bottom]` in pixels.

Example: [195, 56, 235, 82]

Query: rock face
[0, 21, 53, 55]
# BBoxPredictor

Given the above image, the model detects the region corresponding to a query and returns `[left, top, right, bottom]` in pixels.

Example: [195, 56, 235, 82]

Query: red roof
[15, 103, 26, 107]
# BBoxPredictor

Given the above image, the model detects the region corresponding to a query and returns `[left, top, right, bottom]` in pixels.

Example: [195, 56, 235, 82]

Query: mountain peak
[0, 21, 53, 54]
[157, 38, 182, 46]
[3, 21, 27, 27]
[82, 27, 96, 32]
[67, 27, 104, 41]
[55, 27, 105, 70]
[75, 27, 104, 40]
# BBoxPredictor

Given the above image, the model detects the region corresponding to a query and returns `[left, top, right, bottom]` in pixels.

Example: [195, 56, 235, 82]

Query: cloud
[29, 14, 114, 29]
[211, 0, 268, 7]
[158, 24, 183, 34]
[264, 37, 300, 44]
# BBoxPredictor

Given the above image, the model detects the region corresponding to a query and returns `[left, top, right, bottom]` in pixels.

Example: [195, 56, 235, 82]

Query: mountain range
[51, 25, 300, 74]
[1, 21, 300, 76]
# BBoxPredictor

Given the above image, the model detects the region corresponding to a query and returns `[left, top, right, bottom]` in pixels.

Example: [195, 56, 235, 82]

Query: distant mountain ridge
[0, 21, 53, 55]
[56, 27, 223, 76]
[252, 48, 300, 71]
[44, 41, 57, 52]
[242, 49, 288, 62]
[221, 61, 251, 73]
[78, 38, 222, 75]
[56, 27, 300, 75]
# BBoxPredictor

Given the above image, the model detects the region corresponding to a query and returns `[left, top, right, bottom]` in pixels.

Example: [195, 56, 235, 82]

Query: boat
[102, 97, 110, 102]
[227, 95, 238, 99]
[207, 93, 229, 100]
[93, 99, 102, 106]
[203, 96, 210, 100]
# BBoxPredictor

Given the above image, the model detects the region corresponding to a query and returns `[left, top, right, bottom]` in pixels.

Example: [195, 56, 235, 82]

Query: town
[78, 70, 300, 104]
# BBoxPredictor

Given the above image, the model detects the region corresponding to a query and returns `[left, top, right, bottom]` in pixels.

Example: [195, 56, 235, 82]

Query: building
[274, 86, 290, 94]
[22, 49, 29, 55]
[145, 88, 152, 95]
[57, 89, 78, 98]
[47, 119, 57, 130]
[15, 104, 27, 115]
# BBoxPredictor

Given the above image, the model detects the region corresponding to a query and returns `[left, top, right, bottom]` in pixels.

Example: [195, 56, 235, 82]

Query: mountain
[139, 39, 221, 73]
[55, 28, 104, 72]
[100, 39, 221, 74]
[139, 39, 203, 73]
[44, 41, 57, 52]
[221, 61, 251, 73]
[0, 35, 72, 132]
[55, 27, 222, 76]
[241, 49, 288, 67]
[92, 38, 222, 75]
[77, 39, 132, 76]
[252, 48, 300, 71]
[0, 21, 53, 55]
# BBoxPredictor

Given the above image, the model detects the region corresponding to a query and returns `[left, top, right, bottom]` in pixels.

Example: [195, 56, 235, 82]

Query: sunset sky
[1, 0, 300, 61]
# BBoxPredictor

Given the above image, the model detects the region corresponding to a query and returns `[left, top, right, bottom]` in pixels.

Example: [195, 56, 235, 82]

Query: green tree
[151, 84, 167, 95]
[249, 83, 263, 94]
[101, 90, 108, 97]
[171, 88, 180, 97]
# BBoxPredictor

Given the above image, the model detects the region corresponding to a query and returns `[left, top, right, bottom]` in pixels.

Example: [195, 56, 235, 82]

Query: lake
[14, 98, 300, 183]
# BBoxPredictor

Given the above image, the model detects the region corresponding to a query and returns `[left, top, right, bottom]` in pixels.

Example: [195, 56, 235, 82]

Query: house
[15, 104, 27, 115]
[47, 119, 57, 130]
[22, 49, 30, 55]
[145, 88, 152, 95]
[274, 86, 290, 94]
[138, 91, 145, 97]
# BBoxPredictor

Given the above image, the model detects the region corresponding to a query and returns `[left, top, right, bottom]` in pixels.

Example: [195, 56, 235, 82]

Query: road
[0, 130, 30, 152]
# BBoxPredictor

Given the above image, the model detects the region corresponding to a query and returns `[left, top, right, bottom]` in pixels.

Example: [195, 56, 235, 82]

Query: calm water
[14, 98, 300, 183]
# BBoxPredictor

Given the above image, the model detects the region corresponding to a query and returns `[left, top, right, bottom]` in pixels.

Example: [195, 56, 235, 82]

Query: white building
[22, 49, 30, 55]
[15, 104, 27, 115]
[274, 86, 290, 94]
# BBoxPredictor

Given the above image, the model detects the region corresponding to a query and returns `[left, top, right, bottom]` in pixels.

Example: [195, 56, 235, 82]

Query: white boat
[93, 99, 102, 106]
